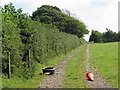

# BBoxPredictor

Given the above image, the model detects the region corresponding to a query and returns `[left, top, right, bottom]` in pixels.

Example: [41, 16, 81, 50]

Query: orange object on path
[86, 72, 94, 81]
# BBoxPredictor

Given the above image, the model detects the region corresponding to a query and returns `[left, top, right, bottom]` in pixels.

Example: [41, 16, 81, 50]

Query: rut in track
[86, 44, 112, 88]
[39, 46, 81, 88]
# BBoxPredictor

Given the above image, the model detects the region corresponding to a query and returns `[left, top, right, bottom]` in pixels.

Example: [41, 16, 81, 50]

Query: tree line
[89, 28, 119, 43]
[31, 5, 89, 38]
[2, 3, 88, 79]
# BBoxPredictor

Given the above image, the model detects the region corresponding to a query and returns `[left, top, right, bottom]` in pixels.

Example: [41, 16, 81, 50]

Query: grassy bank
[90, 42, 118, 88]
[63, 45, 88, 88]
[2, 46, 80, 88]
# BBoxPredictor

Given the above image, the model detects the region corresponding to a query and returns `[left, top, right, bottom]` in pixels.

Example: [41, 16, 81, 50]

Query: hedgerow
[2, 3, 85, 79]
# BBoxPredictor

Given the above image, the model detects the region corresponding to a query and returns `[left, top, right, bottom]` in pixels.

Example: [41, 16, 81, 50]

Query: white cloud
[81, 0, 118, 41]
[1, 0, 19, 6]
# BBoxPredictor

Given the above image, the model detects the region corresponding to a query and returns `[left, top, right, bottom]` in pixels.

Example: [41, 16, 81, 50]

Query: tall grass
[90, 42, 118, 88]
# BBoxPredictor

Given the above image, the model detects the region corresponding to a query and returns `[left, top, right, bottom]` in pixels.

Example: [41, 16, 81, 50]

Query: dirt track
[86, 44, 111, 88]
[38, 45, 113, 88]
[39, 46, 81, 88]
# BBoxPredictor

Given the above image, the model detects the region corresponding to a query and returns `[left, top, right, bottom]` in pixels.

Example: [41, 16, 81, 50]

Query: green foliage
[117, 31, 120, 41]
[32, 5, 89, 37]
[2, 9, 23, 77]
[103, 28, 118, 42]
[89, 30, 103, 43]
[2, 3, 83, 79]
[89, 29, 118, 43]
[2, 45, 80, 88]
[29, 21, 80, 64]
[79, 37, 86, 44]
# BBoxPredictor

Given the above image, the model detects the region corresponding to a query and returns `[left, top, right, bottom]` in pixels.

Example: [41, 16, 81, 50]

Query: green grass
[2, 47, 80, 88]
[90, 42, 118, 88]
[3, 42, 117, 88]
[63, 45, 88, 88]
[2, 63, 46, 88]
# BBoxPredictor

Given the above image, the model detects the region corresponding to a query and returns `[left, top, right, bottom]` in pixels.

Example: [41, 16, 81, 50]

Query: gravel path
[39, 46, 81, 88]
[86, 44, 112, 88]
[39, 45, 114, 88]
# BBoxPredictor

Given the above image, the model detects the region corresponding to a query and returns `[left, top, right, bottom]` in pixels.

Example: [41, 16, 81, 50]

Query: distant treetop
[32, 5, 89, 38]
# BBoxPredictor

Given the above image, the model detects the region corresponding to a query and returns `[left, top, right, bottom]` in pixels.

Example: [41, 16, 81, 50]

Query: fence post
[8, 52, 11, 79]
[28, 49, 30, 68]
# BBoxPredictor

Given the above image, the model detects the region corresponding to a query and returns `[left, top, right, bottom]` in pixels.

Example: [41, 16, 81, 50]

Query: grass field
[2, 47, 79, 88]
[90, 42, 118, 88]
[63, 45, 88, 88]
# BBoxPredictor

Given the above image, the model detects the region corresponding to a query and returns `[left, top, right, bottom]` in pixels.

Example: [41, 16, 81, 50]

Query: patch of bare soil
[86, 45, 112, 88]
[39, 46, 81, 88]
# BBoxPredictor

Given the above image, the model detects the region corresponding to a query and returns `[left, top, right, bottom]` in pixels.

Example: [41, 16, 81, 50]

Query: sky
[1, 0, 119, 41]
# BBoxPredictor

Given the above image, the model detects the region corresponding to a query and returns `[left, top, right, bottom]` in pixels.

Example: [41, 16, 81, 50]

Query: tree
[117, 31, 120, 41]
[2, 10, 23, 77]
[31, 5, 89, 37]
[89, 30, 103, 43]
[103, 28, 117, 42]
[89, 28, 118, 43]
[2, 3, 83, 79]
[2, 3, 35, 78]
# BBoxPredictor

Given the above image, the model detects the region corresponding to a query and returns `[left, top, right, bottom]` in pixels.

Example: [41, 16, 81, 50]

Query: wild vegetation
[2, 49, 77, 88]
[2, 3, 87, 82]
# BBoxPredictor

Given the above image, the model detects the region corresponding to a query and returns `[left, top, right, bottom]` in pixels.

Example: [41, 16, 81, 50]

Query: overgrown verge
[63, 45, 88, 88]
[2, 47, 79, 88]
[90, 42, 118, 88]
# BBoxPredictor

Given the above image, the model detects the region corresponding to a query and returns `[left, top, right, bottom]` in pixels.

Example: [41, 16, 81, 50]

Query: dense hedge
[29, 21, 80, 64]
[2, 3, 84, 79]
